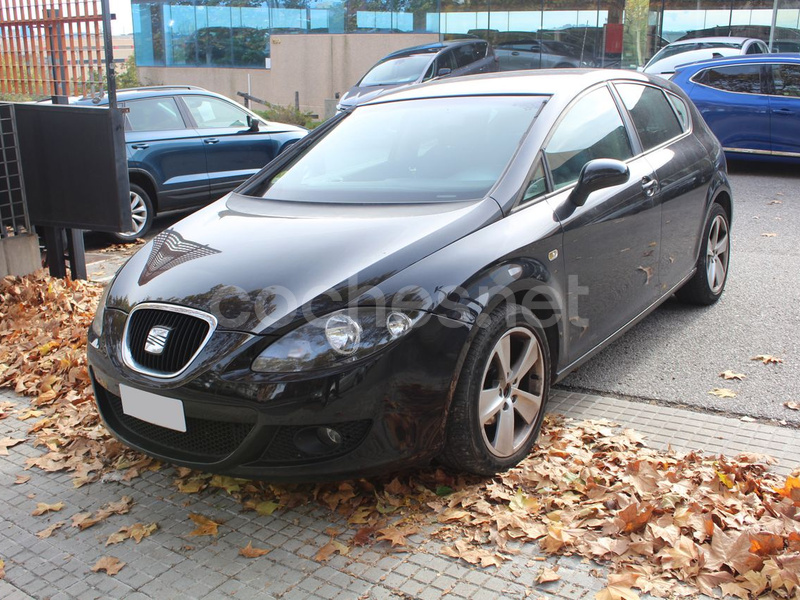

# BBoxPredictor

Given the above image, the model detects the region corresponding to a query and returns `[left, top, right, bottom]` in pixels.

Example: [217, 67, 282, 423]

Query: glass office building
[132, 0, 800, 71]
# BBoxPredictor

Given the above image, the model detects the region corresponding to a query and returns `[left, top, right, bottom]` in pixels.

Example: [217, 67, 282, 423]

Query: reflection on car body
[88, 70, 732, 482]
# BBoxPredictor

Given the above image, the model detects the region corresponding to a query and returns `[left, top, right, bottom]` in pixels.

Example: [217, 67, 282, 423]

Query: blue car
[671, 54, 800, 163]
[74, 86, 307, 241]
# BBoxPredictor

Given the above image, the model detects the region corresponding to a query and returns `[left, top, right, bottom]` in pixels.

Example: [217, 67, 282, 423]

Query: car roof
[382, 39, 485, 60]
[361, 69, 658, 105]
[668, 36, 754, 46]
[674, 52, 800, 72]
[71, 86, 221, 106]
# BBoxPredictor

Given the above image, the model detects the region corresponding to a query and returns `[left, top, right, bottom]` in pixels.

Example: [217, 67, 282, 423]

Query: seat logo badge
[144, 326, 172, 355]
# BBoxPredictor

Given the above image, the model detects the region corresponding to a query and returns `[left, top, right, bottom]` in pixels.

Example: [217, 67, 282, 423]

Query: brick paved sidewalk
[1, 388, 799, 600]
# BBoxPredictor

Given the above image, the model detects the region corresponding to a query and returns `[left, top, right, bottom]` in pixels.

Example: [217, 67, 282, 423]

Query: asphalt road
[559, 160, 800, 426]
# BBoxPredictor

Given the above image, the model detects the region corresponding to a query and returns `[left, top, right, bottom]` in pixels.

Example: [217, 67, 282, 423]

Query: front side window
[770, 63, 800, 97]
[616, 83, 683, 150]
[693, 65, 764, 94]
[453, 44, 478, 68]
[125, 97, 185, 132]
[545, 86, 633, 190]
[521, 159, 548, 203]
[245, 96, 546, 204]
[183, 95, 251, 128]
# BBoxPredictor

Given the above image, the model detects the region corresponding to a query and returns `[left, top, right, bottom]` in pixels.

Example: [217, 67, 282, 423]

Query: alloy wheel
[706, 214, 729, 294]
[479, 326, 545, 458]
[122, 190, 148, 238]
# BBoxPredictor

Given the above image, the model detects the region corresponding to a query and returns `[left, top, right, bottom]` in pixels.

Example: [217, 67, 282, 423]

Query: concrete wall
[139, 33, 438, 118]
[0, 234, 41, 278]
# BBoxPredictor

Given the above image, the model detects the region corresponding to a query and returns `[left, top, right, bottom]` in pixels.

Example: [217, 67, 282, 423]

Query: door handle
[130, 143, 149, 150]
[511, 51, 520, 56]
[641, 177, 659, 197]
[204, 138, 220, 145]
[772, 108, 793, 115]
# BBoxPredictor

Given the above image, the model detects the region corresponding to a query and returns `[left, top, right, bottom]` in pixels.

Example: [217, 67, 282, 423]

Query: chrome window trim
[122, 302, 218, 379]
[723, 146, 800, 158]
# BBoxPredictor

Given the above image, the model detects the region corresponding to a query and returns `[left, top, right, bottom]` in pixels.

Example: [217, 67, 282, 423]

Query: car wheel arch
[129, 170, 159, 212]
[441, 278, 564, 424]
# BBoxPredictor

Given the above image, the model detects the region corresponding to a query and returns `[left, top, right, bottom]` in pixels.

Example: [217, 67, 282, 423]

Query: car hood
[338, 84, 406, 109]
[108, 193, 502, 334]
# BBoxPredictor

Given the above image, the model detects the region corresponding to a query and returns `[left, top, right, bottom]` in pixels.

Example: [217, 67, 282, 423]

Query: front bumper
[88, 310, 470, 482]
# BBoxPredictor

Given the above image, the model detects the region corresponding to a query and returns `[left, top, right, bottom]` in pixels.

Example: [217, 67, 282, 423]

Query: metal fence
[0, 102, 30, 238]
[0, 0, 107, 99]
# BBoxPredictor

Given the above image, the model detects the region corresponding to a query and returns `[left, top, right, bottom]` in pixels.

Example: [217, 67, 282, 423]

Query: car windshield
[359, 55, 432, 86]
[245, 96, 546, 204]
[649, 41, 743, 64]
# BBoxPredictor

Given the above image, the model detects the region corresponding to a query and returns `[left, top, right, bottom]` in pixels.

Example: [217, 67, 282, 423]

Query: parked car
[88, 70, 731, 481]
[643, 37, 770, 77]
[495, 39, 594, 70]
[671, 54, 800, 162]
[73, 86, 307, 241]
[677, 25, 800, 52]
[336, 40, 497, 110]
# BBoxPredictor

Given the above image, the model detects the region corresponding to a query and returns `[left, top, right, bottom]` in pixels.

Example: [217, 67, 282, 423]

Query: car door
[689, 63, 770, 154]
[614, 82, 710, 289]
[180, 94, 278, 199]
[767, 62, 800, 157]
[124, 96, 209, 210]
[542, 84, 662, 364]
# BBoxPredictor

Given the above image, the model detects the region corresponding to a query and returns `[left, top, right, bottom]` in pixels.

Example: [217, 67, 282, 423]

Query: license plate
[119, 384, 187, 432]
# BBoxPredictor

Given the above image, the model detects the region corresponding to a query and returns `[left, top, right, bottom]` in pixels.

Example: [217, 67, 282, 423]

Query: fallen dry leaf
[315, 540, 349, 562]
[752, 354, 784, 365]
[31, 501, 65, 516]
[0, 437, 25, 456]
[709, 388, 737, 398]
[761, 233, 777, 237]
[188, 513, 221, 537]
[239, 541, 270, 558]
[14, 475, 30, 485]
[537, 566, 560, 583]
[91, 556, 125, 576]
[784, 401, 799, 411]
[596, 585, 640, 600]
[719, 370, 746, 381]
[36, 521, 64, 539]
[376, 525, 419, 548]
[0, 558, 4, 580]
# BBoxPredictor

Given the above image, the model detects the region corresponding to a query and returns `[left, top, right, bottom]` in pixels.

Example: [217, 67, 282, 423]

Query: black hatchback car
[89, 70, 731, 481]
[74, 86, 307, 241]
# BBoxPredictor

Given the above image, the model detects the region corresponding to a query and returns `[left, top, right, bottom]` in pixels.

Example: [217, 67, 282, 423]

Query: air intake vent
[123, 304, 216, 378]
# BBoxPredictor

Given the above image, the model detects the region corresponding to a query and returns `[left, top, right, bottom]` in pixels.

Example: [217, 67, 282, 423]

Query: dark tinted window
[616, 84, 683, 150]
[436, 50, 457, 73]
[746, 42, 765, 54]
[126, 97, 185, 132]
[522, 159, 547, 203]
[545, 87, 633, 190]
[771, 63, 800, 97]
[453, 44, 478, 68]
[667, 93, 690, 131]
[694, 64, 764, 94]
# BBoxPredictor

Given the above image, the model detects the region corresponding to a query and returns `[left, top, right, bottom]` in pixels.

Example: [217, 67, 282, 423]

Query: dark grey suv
[337, 40, 498, 110]
[75, 86, 307, 241]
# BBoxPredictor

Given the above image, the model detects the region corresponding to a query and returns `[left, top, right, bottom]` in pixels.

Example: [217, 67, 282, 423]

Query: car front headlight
[251, 308, 426, 373]
[90, 281, 113, 338]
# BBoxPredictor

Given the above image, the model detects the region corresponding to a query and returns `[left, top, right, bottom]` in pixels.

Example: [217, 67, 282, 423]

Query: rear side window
[770, 63, 800, 97]
[616, 83, 683, 150]
[693, 64, 764, 94]
[453, 44, 478, 68]
[544, 86, 633, 190]
[666, 93, 691, 131]
[125, 97, 185, 132]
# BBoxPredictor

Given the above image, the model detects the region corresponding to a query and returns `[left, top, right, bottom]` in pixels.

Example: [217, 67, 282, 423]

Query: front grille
[261, 420, 372, 463]
[125, 306, 213, 376]
[102, 391, 256, 462]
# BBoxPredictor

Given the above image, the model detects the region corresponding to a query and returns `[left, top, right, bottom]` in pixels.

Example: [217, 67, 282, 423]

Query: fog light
[386, 311, 412, 338]
[318, 427, 342, 448]
[293, 426, 343, 456]
[325, 313, 361, 355]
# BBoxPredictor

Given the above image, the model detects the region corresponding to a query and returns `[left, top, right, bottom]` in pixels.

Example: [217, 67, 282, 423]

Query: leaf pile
[0, 272, 159, 486]
[2, 271, 799, 599]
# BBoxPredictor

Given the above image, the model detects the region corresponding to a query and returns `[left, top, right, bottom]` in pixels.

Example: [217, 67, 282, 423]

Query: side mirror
[437, 67, 452, 77]
[247, 115, 260, 132]
[569, 159, 629, 207]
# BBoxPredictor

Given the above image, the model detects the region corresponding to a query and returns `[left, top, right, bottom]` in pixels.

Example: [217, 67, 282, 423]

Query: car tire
[114, 184, 153, 243]
[439, 304, 551, 476]
[676, 202, 730, 305]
